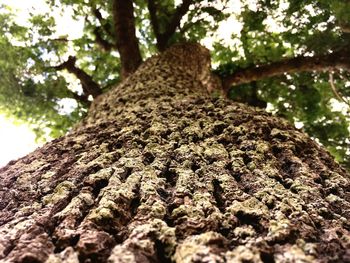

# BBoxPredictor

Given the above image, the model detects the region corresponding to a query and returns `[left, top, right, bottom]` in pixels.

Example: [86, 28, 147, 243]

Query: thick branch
[147, 0, 161, 42]
[340, 23, 350, 33]
[89, 7, 115, 51]
[157, 0, 193, 51]
[92, 8, 113, 37]
[222, 49, 350, 91]
[68, 90, 91, 106]
[165, 0, 192, 38]
[52, 56, 102, 98]
[112, 0, 142, 79]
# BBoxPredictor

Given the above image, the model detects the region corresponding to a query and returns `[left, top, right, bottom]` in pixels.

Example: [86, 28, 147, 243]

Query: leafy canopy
[0, 0, 349, 169]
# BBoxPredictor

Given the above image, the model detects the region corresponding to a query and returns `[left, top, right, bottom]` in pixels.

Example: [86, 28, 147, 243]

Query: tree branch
[87, 7, 115, 51]
[340, 23, 350, 33]
[48, 37, 70, 43]
[222, 49, 350, 92]
[157, 0, 193, 51]
[329, 72, 350, 106]
[52, 56, 102, 98]
[93, 27, 115, 51]
[147, 0, 161, 43]
[92, 8, 113, 37]
[112, 0, 143, 79]
[167, 0, 193, 35]
[68, 90, 91, 106]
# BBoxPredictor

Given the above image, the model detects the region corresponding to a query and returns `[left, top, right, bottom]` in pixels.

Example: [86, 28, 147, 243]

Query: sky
[0, 115, 39, 167]
[0, 0, 84, 37]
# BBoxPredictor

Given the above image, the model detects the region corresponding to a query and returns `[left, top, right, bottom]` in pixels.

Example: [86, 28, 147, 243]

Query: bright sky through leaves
[0, 115, 39, 167]
[0, 0, 84, 167]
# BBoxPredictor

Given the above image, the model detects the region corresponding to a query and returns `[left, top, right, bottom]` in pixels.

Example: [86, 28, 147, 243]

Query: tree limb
[157, 0, 193, 51]
[68, 90, 91, 106]
[93, 7, 103, 20]
[47, 37, 70, 43]
[147, 0, 161, 42]
[87, 7, 115, 51]
[93, 27, 115, 51]
[52, 56, 102, 98]
[92, 8, 113, 37]
[112, 0, 143, 79]
[339, 23, 350, 33]
[222, 49, 350, 92]
[163, 0, 193, 41]
[329, 72, 350, 106]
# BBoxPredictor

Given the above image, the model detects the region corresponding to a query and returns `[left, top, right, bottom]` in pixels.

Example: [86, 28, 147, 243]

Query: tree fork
[159, 0, 192, 51]
[147, 0, 193, 51]
[0, 43, 349, 262]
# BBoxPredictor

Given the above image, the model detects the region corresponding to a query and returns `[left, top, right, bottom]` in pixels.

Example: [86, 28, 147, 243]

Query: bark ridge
[0, 43, 349, 263]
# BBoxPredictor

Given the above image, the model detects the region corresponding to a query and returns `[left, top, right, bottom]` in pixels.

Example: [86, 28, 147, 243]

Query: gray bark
[0, 43, 349, 263]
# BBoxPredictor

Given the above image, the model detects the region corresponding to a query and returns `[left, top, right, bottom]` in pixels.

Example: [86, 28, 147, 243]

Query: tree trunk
[0, 43, 349, 263]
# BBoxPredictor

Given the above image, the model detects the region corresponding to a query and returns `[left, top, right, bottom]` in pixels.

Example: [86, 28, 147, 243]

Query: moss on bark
[0, 44, 349, 262]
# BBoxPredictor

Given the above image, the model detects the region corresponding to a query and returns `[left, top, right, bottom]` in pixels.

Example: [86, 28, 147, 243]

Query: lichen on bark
[0, 43, 349, 262]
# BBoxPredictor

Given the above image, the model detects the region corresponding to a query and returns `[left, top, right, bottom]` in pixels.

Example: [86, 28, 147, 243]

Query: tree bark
[1, 43, 349, 263]
[112, 0, 142, 79]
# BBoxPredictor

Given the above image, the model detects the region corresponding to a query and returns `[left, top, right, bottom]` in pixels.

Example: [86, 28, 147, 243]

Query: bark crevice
[1, 43, 349, 262]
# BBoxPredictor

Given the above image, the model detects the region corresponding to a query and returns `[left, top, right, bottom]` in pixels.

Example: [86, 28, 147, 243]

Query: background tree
[0, 1, 350, 262]
[0, 0, 349, 168]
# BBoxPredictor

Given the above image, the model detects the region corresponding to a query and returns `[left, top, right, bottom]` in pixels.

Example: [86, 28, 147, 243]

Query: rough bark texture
[1, 43, 350, 263]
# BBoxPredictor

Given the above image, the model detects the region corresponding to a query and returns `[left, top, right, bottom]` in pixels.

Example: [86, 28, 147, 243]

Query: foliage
[0, 11, 78, 139]
[212, 0, 350, 169]
[0, 0, 349, 169]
